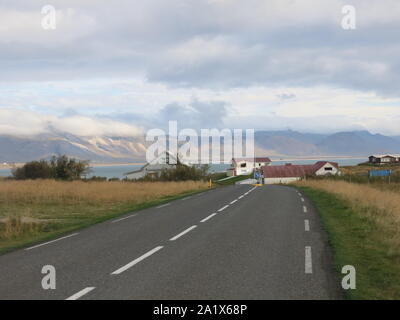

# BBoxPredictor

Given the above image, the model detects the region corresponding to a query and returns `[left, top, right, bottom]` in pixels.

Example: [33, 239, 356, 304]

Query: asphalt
[0, 184, 343, 300]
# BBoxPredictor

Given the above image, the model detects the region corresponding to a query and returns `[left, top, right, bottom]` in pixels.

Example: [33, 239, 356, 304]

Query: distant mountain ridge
[1, 130, 399, 163]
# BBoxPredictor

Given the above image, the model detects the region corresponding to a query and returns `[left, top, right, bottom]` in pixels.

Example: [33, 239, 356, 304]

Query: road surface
[0, 185, 343, 300]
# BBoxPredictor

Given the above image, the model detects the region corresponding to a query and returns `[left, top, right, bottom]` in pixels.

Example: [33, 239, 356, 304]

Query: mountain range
[1, 130, 400, 163]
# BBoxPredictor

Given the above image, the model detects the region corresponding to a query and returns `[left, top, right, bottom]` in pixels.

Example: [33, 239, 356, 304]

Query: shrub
[12, 155, 90, 180]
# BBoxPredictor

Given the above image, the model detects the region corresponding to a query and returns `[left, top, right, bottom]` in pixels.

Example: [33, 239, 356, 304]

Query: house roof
[124, 151, 178, 175]
[261, 161, 338, 178]
[370, 154, 400, 158]
[233, 157, 271, 163]
[313, 161, 339, 170]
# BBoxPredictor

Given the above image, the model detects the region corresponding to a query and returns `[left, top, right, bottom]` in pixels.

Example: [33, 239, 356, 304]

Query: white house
[369, 154, 400, 164]
[124, 151, 178, 180]
[261, 161, 340, 184]
[227, 157, 271, 176]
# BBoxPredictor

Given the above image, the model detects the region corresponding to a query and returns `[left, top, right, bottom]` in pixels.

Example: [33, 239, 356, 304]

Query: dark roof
[262, 161, 338, 178]
[233, 157, 271, 163]
[313, 161, 339, 170]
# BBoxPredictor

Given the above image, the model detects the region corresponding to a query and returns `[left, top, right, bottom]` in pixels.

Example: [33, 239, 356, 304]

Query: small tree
[50, 155, 89, 180]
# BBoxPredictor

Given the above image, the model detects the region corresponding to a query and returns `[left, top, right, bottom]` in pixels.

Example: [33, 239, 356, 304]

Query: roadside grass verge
[214, 174, 252, 186]
[0, 180, 209, 254]
[296, 180, 400, 299]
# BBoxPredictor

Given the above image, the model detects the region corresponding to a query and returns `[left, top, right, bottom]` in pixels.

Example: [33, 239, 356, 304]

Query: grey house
[124, 151, 178, 180]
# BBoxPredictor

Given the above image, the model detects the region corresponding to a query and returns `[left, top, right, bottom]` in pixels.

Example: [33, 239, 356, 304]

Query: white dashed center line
[301, 197, 305, 202]
[305, 246, 313, 274]
[169, 225, 197, 241]
[25, 233, 79, 251]
[111, 246, 164, 275]
[303, 206, 308, 213]
[218, 205, 229, 212]
[230, 199, 238, 204]
[66, 287, 96, 300]
[238, 195, 244, 199]
[200, 213, 217, 223]
[304, 219, 310, 231]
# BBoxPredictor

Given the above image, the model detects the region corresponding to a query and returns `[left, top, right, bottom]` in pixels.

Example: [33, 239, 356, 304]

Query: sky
[0, 0, 400, 137]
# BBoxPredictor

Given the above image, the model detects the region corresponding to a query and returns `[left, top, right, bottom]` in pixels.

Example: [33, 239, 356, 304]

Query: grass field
[214, 174, 253, 185]
[0, 179, 208, 254]
[296, 180, 400, 299]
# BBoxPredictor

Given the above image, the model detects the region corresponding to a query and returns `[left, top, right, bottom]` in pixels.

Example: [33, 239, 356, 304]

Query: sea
[0, 158, 366, 179]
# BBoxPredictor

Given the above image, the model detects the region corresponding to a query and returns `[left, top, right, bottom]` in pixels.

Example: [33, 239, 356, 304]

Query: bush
[139, 163, 210, 182]
[12, 160, 53, 180]
[12, 155, 90, 180]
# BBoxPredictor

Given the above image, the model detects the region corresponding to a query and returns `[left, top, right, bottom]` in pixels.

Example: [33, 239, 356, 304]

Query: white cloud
[0, 0, 399, 136]
[0, 108, 143, 137]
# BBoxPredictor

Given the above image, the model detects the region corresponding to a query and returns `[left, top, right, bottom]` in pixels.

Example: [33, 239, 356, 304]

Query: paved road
[0, 185, 343, 300]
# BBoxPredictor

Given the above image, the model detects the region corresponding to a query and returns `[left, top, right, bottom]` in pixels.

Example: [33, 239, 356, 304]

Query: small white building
[262, 161, 340, 184]
[369, 154, 400, 164]
[227, 157, 271, 176]
[124, 151, 178, 180]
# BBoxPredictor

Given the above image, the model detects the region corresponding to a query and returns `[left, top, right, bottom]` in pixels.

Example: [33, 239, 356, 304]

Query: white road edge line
[230, 199, 238, 205]
[181, 196, 192, 201]
[218, 205, 229, 212]
[303, 205, 308, 213]
[304, 219, 310, 231]
[66, 287, 96, 300]
[157, 203, 170, 209]
[200, 213, 217, 223]
[170, 225, 197, 241]
[111, 214, 137, 223]
[111, 246, 164, 275]
[25, 233, 79, 251]
[305, 246, 313, 274]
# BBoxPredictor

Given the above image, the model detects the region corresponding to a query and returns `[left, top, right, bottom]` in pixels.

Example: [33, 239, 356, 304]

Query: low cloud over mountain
[1, 130, 399, 163]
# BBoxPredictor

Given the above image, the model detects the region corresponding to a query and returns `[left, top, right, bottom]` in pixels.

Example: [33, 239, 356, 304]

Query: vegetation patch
[296, 180, 400, 299]
[0, 179, 208, 254]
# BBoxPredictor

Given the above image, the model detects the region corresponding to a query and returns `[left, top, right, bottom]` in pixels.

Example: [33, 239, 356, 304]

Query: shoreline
[89, 162, 146, 167]
[0, 162, 145, 170]
[0, 157, 366, 170]
[270, 156, 365, 162]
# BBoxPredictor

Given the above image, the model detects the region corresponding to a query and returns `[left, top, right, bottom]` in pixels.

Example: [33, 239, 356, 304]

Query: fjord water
[0, 158, 365, 179]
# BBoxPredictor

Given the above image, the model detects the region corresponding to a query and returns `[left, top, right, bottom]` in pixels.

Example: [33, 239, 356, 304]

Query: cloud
[277, 93, 296, 101]
[0, 108, 143, 137]
[0, 0, 399, 96]
[0, 0, 400, 137]
[158, 99, 228, 129]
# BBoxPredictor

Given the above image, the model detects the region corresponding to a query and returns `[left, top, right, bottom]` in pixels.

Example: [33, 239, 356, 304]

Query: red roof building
[261, 161, 339, 184]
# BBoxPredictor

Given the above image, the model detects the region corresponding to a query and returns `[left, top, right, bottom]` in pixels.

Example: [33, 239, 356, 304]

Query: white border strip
[25, 233, 79, 251]
[111, 214, 137, 223]
[157, 203, 170, 209]
[305, 246, 313, 274]
[304, 219, 310, 232]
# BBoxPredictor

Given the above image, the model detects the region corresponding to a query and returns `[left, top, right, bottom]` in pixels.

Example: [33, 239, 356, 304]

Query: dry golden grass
[296, 180, 400, 251]
[0, 180, 207, 205]
[0, 180, 208, 247]
[340, 165, 400, 176]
